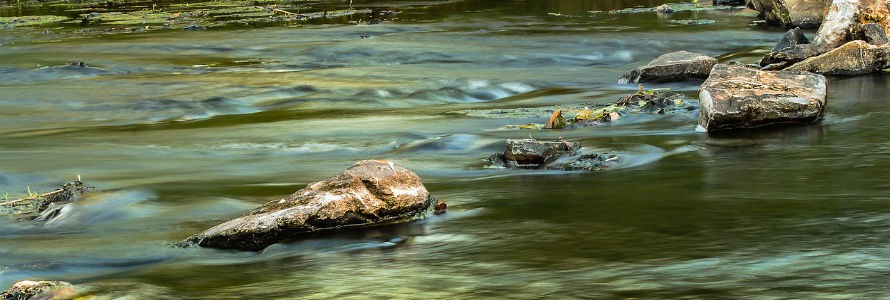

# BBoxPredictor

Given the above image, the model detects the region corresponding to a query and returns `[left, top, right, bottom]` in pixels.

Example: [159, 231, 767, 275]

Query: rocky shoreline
[0, 0, 391, 33]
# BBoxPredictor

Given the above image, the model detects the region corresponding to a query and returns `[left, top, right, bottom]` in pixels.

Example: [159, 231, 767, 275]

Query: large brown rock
[179, 160, 437, 251]
[747, 0, 830, 28]
[619, 51, 717, 83]
[785, 40, 890, 74]
[814, 0, 890, 49]
[698, 64, 827, 131]
[1, 280, 74, 300]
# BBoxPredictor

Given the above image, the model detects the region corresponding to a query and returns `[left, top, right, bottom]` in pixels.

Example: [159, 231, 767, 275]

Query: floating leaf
[572, 108, 593, 122]
[545, 109, 566, 129]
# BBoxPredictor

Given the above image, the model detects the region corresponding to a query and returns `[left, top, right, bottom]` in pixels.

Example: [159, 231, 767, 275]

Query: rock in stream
[487, 139, 620, 171]
[1, 280, 74, 300]
[619, 51, 718, 83]
[785, 40, 890, 75]
[698, 64, 827, 131]
[178, 160, 440, 251]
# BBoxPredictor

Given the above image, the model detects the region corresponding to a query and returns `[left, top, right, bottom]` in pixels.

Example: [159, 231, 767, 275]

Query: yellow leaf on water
[572, 108, 593, 121]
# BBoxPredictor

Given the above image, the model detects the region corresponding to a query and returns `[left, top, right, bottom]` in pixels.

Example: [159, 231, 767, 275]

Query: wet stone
[698, 64, 827, 131]
[773, 27, 810, 51]
[560, 153, 621, 171]
[179, 160, 438, 251]
[487, 139, 619, 172]
[759, 43, 826, 68]
[1, 280, 74, 300]
[503, 139, 579, 168]
[785, 40, 890, 75]
[747, 0, 827, 28]
[861, 23, 889, 45]
[620, 51, 717, 83]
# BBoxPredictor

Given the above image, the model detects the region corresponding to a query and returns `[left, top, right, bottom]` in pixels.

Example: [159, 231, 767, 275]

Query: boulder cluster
[622, 0, 888, 131]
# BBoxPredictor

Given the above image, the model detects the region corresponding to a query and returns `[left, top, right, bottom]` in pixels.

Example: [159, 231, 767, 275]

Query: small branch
[0, 188, 65, 206]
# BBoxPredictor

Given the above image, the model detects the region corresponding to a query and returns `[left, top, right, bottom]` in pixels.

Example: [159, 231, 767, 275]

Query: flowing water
[1, 0, 888, 298]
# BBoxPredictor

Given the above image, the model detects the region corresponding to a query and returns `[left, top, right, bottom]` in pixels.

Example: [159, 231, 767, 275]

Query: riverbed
[1, 0, 888, 298]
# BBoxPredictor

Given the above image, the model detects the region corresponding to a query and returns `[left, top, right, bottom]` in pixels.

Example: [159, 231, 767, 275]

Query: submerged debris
[0, 178, 94, 220]
[486, 139, 620, 171]
[506, 87, 691, 130]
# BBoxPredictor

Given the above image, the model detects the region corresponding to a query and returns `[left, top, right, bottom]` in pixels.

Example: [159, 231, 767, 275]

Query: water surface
[0, 1, 888, 299]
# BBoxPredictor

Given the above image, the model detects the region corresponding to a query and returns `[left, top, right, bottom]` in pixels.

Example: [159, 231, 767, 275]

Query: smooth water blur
[1, 1, 888, 299]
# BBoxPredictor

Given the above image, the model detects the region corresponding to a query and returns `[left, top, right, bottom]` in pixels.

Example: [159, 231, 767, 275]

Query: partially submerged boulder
[698, 64, 827, 131]
[747, 0, 830, 28]
[487, 139, 620, 171]
[560, 153, 621, 171]
[1, 280, 74, 300]
[619, 51, 717, 83]
[495, 139, 580, 169]
[785, 40, 890, 74]
[179, 160, 439, 251]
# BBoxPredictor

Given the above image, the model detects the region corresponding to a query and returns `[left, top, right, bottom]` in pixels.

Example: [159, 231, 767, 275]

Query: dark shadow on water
[701, 124, 825, 149]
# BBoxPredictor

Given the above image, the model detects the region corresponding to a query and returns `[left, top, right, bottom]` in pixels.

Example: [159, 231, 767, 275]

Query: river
[0, 0, 888, 298]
